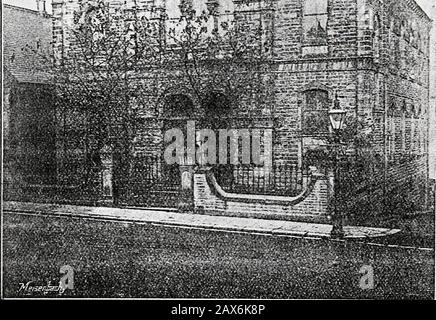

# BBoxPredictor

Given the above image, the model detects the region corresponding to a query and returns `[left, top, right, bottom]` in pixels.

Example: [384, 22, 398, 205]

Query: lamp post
[329, 94, 347, 238]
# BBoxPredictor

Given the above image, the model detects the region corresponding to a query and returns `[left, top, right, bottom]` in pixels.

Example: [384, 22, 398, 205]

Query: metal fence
[213, 164, 313, 197]
[118, 154, 181, 208]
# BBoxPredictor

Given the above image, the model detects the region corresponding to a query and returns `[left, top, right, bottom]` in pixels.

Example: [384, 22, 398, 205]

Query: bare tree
[159, 3, 271, 108]
[51, 0, 271, 196]
[54, 0, 163, 188]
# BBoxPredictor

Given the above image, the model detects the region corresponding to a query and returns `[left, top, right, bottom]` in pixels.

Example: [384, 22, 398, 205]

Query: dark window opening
[202, 91, 231, 118]
[302, 89, 330, 136]
[163, 94, 195, 119]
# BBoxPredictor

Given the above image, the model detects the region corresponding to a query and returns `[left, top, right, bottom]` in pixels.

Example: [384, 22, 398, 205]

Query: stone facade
[418, 0, 436, 181]
[51, 0, 432, 221]
[193, 167, 331, 222]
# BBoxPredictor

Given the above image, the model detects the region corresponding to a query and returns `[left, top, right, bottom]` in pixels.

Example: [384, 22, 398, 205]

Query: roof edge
[408, 0, 433, 23]
[3, 3, 52, 18]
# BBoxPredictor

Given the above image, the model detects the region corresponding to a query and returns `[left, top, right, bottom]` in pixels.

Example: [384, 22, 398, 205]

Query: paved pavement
[3, 201, 401, 239]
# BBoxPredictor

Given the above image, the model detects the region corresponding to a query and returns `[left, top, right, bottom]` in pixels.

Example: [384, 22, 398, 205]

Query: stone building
[50, 0, 432, 224]
[3, 3, 56, 194]
[418, 0, 436, 182]
[416, 0, 436, 210]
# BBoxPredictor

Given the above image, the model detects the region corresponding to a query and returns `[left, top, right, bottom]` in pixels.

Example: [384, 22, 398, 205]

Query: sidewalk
[3, 201, 401, 239]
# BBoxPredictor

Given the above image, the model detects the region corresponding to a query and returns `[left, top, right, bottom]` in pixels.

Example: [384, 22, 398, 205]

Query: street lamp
[329, 94, 347, 238]
[329, 109, 347, 132]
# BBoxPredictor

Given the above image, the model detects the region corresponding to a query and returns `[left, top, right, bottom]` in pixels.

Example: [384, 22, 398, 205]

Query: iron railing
[213, 164, 313, 197]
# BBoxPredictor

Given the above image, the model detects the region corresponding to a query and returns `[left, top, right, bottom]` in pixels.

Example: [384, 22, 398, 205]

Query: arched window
[401, 101, 407, 152]
[373, 14, 381, 61]
[417, 117, 423, 154]
[411, 104, 423, 155]
[408, 26, 414, 44]
[77, 1, 109, 42]
[422, 33, 428, 52]
[402, 20, 410, 42]
[387, 103, 396, 160]
[410, 105, 415, 153]
[417, 105, 422, 117]
[388, 21, 394, 47]
[302, 89, 330, 136]
[393, 103, 403, 157]
[392, 18, 401, 36]
[393, 33, 401, 68]
[410, 23, 418, 48]
[405, 104, 412, 152]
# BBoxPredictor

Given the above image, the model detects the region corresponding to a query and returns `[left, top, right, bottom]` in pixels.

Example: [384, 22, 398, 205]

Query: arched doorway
[135, 91, 234, 209]
[162, 93, 196, 139]
[161, 94, 196, 195]
[162, 90, 233, 166]
[200, 91, 232, 129]
[198, 90, 234, 183]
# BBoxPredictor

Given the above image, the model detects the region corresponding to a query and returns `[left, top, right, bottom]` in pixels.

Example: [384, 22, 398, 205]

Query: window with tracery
[387, 104, 396, 160]
[302, 0, 328, 46]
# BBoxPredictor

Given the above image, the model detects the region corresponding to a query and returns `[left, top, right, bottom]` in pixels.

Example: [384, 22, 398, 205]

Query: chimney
[36, 0, 47, 14]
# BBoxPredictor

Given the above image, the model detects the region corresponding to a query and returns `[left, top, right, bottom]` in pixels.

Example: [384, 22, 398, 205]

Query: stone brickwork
[193, 168, 331, 222]
[50, 0, 432, 222]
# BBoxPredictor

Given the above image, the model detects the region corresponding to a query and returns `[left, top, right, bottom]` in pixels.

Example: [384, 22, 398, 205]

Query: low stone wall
[193, 168, 332, 223]
[341, 155, 430, 225]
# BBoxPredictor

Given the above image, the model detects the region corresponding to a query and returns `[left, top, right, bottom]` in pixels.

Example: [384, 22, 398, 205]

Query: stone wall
[342, 155, 428, 224]
[193, 167, 332, 223]
[50, 0, 432, 216]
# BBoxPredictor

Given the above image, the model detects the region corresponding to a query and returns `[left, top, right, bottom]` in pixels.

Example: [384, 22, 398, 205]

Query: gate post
[100, 147, 114, 205]
[178, 164, 195, 212]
